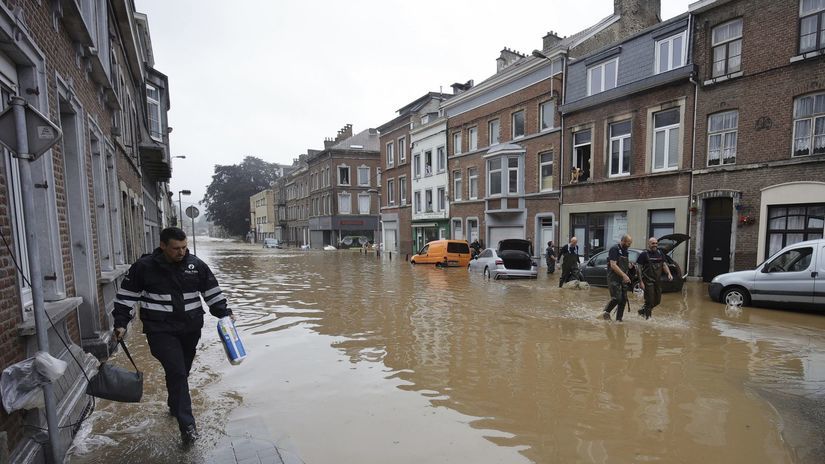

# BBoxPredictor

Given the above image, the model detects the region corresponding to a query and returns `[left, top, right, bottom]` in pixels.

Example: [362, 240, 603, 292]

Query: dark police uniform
[558, 243, 580, 287]
[603, 243, 631, 321]
[637, 248, 667, 319]
[113, 249, 231, 433]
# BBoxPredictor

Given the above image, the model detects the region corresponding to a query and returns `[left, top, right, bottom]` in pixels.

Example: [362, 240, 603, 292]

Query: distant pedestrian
[470, 239, 481, 258]
[636, 237, 673, 320]
[558, 237, 580, 287]
[602, 234, 633, 321]
[545, 241, 556, 274]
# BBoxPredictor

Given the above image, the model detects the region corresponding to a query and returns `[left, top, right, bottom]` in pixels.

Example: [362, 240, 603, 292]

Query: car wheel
[483, 267, 490, 279]
[721, 286, 750, 306]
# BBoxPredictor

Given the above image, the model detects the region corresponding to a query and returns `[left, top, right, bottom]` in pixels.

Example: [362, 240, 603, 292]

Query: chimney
[450, 79, 474, 94]
[496, 47, 525, 73]
[324, 138, 335, 149]
[542, 31, 563, 50]
[614, 0, 660, 21]
[334, 123, 353, 143]
[368, 128, 378, 135]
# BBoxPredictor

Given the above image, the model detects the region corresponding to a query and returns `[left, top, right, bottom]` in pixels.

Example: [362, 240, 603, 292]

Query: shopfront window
[570, 211, 628, 257]
[767, 204, 824, 256]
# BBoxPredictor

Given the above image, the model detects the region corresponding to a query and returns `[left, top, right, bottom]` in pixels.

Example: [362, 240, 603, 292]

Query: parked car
[410, 240, 472, 267]
[709, 238, 824, 308]
[468, 239, 538, 280]
[262, 238, 282, 249]
[579, 233, 689, 292]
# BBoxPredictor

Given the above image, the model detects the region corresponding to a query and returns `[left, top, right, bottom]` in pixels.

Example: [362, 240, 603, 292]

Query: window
[453, 132, 462, 155]
[4, 128, 32, 312]
[386, 142, 395, 167]
[792, 93, 825, 157]
[488, 120, 500, 145]
[358, 166, 370, 186]
[540, 101, 555, 131]
[540, 152, 553, 191]
[766, 247, 814, 273]
[468, 127, 478, 151]
[488, 158, 502, 196]
[468, 167, 479, 199]
[358, 193, 371, 215]
[452, 219, 463, 240]
[437, 187, 446, 211]
[338, 192, 351, 214]
[146, 84, 162, 140]
[648, 209, 676, 238]
[708, 111, 739, 166]
[800, 0, 825, 53]
[453, 170, 462, 201]
[437, 146, 446, 173]
[425, 189, 433, 212]
[550, 56, 564, 75]
[414, 191, 422, 213]
[653, 109, 680, 171]
[767, 204, 824, 256]
[398, 137, 406, 163]
[512, 110, 525, 139]
[467, 218, 479, 242]
[338, 166, 350, 185]
[655, 31, 686, 74]
[711, 19, 742, 77]
[387, 179, 395, 206]
[414, 153, 421, 177]
[609, 120, 631, 177]
[570, 211, 628, 257]
[399, 176, 407, 205]
[424, 150, 433, 176]
[507, 158, 519, 194]
[587, 58, 618, 95]
[572, 130, 592, 182]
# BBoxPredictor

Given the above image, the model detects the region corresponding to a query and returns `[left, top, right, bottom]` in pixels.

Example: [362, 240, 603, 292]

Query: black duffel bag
[86, 339, 143, 403]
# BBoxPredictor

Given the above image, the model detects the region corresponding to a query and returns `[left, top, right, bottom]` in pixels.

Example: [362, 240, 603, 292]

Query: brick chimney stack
[614, 0, 661, 22]
[496, 47, 525, 73]
[542, 31, 563, 50]
[335, 124, 353, 143]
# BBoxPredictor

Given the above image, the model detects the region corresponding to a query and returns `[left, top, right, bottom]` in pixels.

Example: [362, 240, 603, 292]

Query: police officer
[112, 227, 233, 444]
[558, 237, 580, 287]
[545, 240, 556, 275]
[602, 234, 633, 321]
[636, 237, 673, 320]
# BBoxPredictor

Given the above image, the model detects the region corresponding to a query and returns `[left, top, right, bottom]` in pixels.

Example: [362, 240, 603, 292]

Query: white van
[708, 238, 824, 308]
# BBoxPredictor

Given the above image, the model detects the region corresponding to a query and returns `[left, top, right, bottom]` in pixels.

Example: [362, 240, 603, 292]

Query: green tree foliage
[202, 156, 282, 236]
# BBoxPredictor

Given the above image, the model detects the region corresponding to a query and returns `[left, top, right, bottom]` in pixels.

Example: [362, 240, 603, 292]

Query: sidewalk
[206, 412, 303, 464]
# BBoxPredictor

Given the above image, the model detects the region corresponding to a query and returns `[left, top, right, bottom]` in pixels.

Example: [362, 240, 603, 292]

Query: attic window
[350, 145, 364, 149]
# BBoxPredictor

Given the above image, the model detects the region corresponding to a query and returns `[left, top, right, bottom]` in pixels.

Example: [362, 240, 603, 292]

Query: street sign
[185, 206, 200, 219]
[0, 102, 62, 159]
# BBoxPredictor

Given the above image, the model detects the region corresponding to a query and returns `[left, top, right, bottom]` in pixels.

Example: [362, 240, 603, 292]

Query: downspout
[559, 52, 568, 243]
[688, 12, 699, 278]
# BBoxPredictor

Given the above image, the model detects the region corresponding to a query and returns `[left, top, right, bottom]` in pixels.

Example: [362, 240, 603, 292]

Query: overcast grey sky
[134, 0, 692, 205]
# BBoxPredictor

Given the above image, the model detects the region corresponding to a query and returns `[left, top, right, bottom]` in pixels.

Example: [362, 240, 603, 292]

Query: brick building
[688, 0, 825, 280]
[284, 154, 309, 246]
[561, 11, 693, 270]
[0, 1, 172, 462]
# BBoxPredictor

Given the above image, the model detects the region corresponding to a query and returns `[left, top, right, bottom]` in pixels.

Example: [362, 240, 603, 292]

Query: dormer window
[587, 58, 618, 96]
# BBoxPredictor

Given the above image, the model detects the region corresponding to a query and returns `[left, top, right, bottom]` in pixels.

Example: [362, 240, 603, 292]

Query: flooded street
[68, 239, 825, 464]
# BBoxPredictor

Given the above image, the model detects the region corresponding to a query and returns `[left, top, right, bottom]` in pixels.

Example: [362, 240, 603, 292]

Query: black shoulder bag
[86, 339, 143, 403]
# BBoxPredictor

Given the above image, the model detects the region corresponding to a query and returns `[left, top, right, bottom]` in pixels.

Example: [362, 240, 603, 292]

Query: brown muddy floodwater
[67, 239, 825, 464]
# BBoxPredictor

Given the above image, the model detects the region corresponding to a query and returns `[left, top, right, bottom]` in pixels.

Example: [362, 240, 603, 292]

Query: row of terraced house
[0, 1, 175, 462]
[251, 0, 825, 282]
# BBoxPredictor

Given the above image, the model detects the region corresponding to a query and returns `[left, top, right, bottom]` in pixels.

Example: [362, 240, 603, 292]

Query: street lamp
[532, 49, 550, 60]
[178, 189, 191, 228]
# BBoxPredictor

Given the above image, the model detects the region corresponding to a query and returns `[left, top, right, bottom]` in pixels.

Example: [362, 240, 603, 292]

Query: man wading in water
[636, 237, 673, 320]
[602, 234, 633, 322]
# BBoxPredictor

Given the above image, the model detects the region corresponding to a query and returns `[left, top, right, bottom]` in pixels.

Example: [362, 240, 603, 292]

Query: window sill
[703, 71, 743, 86]
[18, 297, 83, 337]
[608, 173, 631, 179]
[791, 48, 825, 63]
[98, 264, 129, 284]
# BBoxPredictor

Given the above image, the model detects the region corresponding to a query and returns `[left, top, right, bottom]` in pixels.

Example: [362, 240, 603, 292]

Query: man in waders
[602, 234, 633, 321]
[112, 227, 234, 445]
[558, 237, 580, 287]
[636, 237, 673, 320]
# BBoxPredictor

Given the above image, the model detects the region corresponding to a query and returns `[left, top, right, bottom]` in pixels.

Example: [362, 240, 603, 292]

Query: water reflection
[69, 241, 825, 463]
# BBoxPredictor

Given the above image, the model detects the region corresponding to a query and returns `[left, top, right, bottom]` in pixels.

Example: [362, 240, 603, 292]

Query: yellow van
[410, 240, 472, 267]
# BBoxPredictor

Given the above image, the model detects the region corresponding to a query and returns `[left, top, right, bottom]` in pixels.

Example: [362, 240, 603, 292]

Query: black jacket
[559, 244, 580, 272]
[113, 249, 232, 333]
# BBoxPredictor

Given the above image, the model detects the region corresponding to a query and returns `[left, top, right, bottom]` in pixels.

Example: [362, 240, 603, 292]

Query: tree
[202, 156, 282, 236]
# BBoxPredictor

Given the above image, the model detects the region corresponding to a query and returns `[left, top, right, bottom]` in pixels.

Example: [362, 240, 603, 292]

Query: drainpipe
[11, 96, 62, 463]
[688, 12, 699, 278]
[559, 53, 568, 242]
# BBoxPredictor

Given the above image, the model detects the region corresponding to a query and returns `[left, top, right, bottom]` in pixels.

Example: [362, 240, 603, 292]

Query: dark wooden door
[702, 197, 733, 282]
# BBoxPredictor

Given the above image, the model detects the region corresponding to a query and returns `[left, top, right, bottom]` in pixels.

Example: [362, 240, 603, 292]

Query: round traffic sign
[185, 206, 200, 219]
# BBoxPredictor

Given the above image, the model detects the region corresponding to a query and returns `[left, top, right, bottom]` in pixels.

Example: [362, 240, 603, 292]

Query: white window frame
[398, 136, 406, 163]
[468, 127, 478, 151]
[587, 57, 618, 96]
[453, 170, 462, 201]
[512, 110, 525, 139]
[386, 141, 394, 167]
[453, 132, 462, 155]
[338, 165, 351, 186]
[437, 187, 446, 211]
[437, 146, 446, 173]
[792, 92, 825, 157]
[338, 192, 351, 214]
[358, 166, 370, 187]
[707, 110, 739, 166]
[387, 178, 395, 206]
[414, 190, 421, 213]
[488, 119, 500, 145]
[425, 189, 433, 212]
[609, 120, 632, 177]
[488, 158, 503, 196]
[146, 83, 162, 141]
[413, 153, 421, 178]
[3, 139, 32, 313]
[358, 192, 371, 215]
[652, 109, 681, 172]
[711, 18, 743, 78]
[572, 129, 592, 181]
[507, 157, 521, 194]
[468, 167, 478, 199]
[655, 31, 687, 74]
[399, 175, 407, 205]
[539, 101, 555, 131]
[799, 0, 825, 53]
[424, 150, 433, 176]
[539, 152, 553, 191]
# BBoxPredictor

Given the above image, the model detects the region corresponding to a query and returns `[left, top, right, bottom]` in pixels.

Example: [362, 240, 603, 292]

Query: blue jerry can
[217, 317, 247, 365]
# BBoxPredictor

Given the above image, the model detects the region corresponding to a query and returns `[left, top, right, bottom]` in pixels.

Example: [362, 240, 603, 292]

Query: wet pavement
[67, 239, 825, 463]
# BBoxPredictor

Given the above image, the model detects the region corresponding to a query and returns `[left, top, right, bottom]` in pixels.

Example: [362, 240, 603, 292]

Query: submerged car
[262, 238, 282, 249]
[709, 238, 825, 308]
[579, 233, 689, 292]
[468, 239, 538, 280]
[338, 235, 371, 249]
